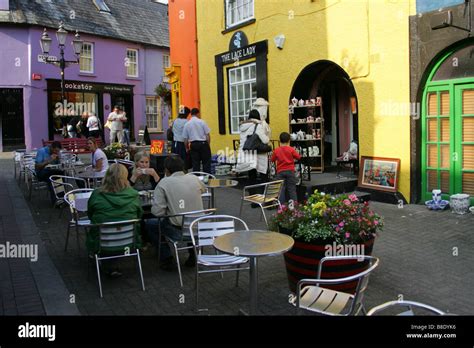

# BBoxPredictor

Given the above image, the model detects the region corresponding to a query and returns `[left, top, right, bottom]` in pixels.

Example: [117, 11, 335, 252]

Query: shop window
[225, 0, 254, 29]
[146, 97, 162, 131]
[163, 54, 170, 69]
[80, 42, 94, 73]
[126, 49, 139, 77]
[228, 63, 257, 134]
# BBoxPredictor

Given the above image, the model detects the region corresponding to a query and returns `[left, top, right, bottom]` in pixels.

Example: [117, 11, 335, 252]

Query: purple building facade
[0, 0, 169, 151]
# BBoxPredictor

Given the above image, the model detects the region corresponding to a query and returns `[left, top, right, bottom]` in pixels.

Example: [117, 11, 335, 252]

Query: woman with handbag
[235, 109, 271, 191]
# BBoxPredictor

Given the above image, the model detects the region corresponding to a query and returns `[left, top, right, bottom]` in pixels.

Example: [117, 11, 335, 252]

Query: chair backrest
[95, 219, 141, 252]
[188, 171, 216, 180]
[189, 215, 249, 249]
[49, 175, 74, 200]
[115, 159, 135, 168]
[180, 209, 216, 235]
[318, 255, 379, 314]
[64, 189, 94, 215]
[367, 300, 446, 316]
[263, 180, 284, 200]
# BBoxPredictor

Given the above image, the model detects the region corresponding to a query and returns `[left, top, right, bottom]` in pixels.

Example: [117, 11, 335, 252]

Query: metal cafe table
[204, 179, 238, 208]
[213, 230, 294, 315]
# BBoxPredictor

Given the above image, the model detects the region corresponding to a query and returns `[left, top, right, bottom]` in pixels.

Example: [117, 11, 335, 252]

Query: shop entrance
[0, 88, 25, 151]
[111, 94, 134, 142]
[290, 61, 358, 169]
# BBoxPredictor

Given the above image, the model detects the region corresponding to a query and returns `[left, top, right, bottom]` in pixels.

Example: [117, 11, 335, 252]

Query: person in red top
[271, 132, 301, 203]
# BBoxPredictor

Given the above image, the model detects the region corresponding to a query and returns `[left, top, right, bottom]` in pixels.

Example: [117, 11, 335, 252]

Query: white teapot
[297, 130, 305, 140]
[291, 97, 298, 106]
[290, 132, 298, 141]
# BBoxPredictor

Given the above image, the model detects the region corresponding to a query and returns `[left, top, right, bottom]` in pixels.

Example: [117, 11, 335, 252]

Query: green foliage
[270, 190, 384, 244]
[155, 83, 171, 105]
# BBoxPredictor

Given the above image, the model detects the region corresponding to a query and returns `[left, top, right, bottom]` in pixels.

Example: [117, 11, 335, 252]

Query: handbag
[104, 120, 112, 129]
[243, 124, 272, 153]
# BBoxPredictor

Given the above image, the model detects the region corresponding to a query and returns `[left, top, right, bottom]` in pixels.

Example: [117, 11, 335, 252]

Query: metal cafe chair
[188, 171, 216, 209]
[367, 300, 446, 316]
[64, 189, 94, 253]
[290, 255, 379, 316]
[189, 215, 250, 311]
[25, 164, 49, 201]
[91, 219, 145, 298]
[154, 208, 216, 287]
[49, 175, 87, 213]
[239, 180, 284, 227]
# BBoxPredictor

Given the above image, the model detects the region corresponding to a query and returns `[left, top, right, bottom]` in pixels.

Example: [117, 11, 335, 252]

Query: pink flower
[374, 220, 379, 225]
[338, 222, 345, 227]
[335, 227, 340, 232]
[345, 232, 350, 238]
[343, 199, 351, 206]
[349, 194, 358, 202]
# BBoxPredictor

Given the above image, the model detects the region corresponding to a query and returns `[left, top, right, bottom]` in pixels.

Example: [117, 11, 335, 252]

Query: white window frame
[93, 0, 111, 13]
[163, 54, 170, 69]
[228, 62, 257, 134]
[79, 42, 94, 73]
[146, 97, 162, 132]
[225, 0, 254, 29]
[126, 49, 139, 78]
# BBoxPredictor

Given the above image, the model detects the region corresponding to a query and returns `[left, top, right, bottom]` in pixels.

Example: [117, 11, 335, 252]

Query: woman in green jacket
[87, 163, 143, 275]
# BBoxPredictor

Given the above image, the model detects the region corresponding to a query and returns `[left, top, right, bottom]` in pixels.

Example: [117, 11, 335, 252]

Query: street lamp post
[40, 22, 83, 108]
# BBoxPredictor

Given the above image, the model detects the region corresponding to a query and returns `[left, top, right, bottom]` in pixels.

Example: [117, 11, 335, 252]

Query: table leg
[211, 187, 215, 208]
[249, 256, 258, 315]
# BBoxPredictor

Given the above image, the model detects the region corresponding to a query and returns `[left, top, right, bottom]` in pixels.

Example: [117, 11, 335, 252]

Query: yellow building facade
[196, 0, 417, 201]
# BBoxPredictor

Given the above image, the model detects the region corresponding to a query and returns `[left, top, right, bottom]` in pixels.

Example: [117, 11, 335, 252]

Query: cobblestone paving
[1, 154, 473, 315]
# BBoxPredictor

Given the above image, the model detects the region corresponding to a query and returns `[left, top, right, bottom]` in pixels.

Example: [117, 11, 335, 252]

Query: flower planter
[283, 236, 374, 294]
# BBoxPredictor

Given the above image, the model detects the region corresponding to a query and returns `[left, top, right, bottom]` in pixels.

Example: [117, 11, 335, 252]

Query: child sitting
[271, 132, 301, 203]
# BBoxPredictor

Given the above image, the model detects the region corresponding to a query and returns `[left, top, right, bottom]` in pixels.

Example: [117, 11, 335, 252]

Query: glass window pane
[244, 84, 250, 99]
[440, 118, 450, 142]
[440, 144, 450, 169]
[463, 117, 474, 142]
[427, 93, 437, 116]
[440, 92, 450, 115]
[237, 85, 244, 100]
[462, 172, 474, 195]
[250, 65, 256, 78]
[231, 102, 237, 116]
[463, 144, 474, 170]
[230, 70, 236, 84]
[427, 144, 438, 167]
[427, 170, 438, 191]
[427, 118, 437, 142]
[463, 89, 474, 114]
[440, 171, 450, 193]
[238, 100, 245, 115]
[243, 66, 250, 80]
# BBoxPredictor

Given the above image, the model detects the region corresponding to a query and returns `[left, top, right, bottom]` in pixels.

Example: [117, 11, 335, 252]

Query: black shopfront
[46, 79, 134, 140]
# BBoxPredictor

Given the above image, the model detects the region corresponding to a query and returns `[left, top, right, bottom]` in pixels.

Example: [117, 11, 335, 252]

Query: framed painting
[358, 156, 400, 192]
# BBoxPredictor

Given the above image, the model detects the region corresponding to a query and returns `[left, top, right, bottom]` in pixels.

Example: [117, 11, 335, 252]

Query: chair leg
[75, 225, 81, 255]
[195, 265, 199, 312]
[172, 243, 184, 287]
[239, 198, 244, 217]
[95, 255, 103, 298]
[261, 206, 269, 227]
[235, 264, 240, 287]
[64, 223, 71, 252]
[136, 250, 146, 291]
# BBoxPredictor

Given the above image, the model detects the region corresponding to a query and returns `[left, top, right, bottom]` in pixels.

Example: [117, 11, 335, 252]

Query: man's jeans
[110, 129, 124, 144]
[145, 217, 187, 260]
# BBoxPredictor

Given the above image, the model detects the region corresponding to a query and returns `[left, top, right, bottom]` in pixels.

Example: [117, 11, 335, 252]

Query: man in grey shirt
[147, 156, 206, 270]
[182, 108, 212, 173]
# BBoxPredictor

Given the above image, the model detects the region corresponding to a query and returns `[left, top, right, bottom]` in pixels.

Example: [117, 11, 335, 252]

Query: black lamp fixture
[431, 0, 471, 33]
[40, 22, 83, 105]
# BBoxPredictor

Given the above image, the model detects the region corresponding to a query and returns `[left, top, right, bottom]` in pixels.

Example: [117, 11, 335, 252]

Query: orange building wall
[168, 0, 200, 109]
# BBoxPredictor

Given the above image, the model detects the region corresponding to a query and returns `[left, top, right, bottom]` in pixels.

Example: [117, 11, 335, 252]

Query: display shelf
[290, 121, 323, 125]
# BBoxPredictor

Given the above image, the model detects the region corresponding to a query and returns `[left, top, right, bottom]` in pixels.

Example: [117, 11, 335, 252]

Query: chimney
[0, 0, 9, 11]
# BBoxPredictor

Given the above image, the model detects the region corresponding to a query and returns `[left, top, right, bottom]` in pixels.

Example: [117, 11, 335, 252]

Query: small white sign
[38, 54, 58, 62]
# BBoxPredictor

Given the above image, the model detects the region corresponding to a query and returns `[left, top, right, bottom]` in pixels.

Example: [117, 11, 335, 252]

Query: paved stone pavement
[1, 153, 473, 315]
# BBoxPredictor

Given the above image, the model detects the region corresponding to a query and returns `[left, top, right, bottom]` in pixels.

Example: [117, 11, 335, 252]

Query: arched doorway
[290, 61, 359, 169]
[421, 42, 474, 203]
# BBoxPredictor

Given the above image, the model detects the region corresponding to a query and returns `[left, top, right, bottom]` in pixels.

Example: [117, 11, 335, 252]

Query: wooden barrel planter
[283, 237, 374, 294]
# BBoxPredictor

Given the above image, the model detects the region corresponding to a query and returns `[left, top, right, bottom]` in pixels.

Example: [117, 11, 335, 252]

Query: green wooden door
[454, 84, 474, 198]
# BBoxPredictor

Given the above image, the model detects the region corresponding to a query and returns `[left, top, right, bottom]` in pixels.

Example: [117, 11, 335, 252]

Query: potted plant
[155, 83, 172, 106]
[103, 142, 129, 160]
[269, 190, 383, 294]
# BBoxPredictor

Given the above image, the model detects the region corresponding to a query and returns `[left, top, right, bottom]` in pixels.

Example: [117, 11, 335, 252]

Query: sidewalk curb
[7, 178, 80, 315]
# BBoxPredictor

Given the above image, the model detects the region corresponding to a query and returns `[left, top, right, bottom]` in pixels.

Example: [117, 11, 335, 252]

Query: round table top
[76, 170, 105, 179]
[213, 230, 294, 257]
[206, 179, 238, 188]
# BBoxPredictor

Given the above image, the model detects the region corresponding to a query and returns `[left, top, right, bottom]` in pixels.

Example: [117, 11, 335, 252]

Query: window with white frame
[225, 0, 254, 28]
[80, 42, 94, 73]
[146, 97, 162, 131]
[126, 49, 138, 77]
[93, 0, 111, 13]
[228, 63, 257, 134]
[163, 54, 170, 69]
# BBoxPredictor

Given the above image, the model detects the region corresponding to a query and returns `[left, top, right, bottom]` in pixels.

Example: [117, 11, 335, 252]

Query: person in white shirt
[87, 137, 109, 176]
[107, 105, 127, 143]
[86, 112, 101, 138]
